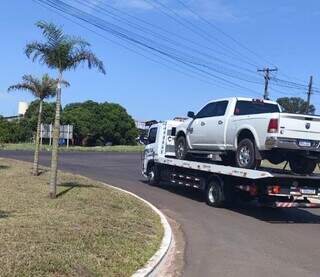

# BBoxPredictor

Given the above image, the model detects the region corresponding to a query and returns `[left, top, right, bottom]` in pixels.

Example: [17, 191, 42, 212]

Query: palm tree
[8, 74, 68, 176]
[25, 21, 106, 198]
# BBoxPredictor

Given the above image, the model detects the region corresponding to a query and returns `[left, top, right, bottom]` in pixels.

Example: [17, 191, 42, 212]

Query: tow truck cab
[143, 120, 182, 177]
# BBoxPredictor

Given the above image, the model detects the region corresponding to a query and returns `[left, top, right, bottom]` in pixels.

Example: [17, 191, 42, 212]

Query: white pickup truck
[175, 97, 320, 174]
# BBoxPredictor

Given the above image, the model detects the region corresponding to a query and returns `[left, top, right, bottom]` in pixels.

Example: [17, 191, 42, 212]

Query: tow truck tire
[147, 164, 160, 186]
[289, 157, 317, 175]
[175, 135, 188, 160]
[205, 179, 225, 207]
[235, 138, 259, 169]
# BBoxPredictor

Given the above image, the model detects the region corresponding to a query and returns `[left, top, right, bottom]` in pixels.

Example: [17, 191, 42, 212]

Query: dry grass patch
[0, 158, 163, 277]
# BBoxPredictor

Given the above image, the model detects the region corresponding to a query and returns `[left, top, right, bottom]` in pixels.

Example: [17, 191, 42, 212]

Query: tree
[8, 74, 66, 176]
[0, 117, 31, 144]
[25, 21, 105, 198]
[62, 101, 138, 146]
[24, 100, 56, 131]
[277, 97, 316, 114]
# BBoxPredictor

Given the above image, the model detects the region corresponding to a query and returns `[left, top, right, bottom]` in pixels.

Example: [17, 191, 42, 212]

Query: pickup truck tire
[175, 136, 188, 160]
[289, 157, 317, 175]
[205, 179, 225, 207]
[235, 138, 259, 169]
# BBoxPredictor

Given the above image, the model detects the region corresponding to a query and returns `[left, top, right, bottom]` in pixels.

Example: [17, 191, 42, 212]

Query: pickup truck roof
[204, 97, 278, 105]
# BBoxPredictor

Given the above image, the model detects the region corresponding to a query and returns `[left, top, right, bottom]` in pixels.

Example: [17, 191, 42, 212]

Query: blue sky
[1, 0, 320, 120]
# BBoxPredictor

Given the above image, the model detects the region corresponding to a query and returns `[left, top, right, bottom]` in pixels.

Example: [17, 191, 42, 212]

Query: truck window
[148, 127, 157, 144]
[196, 101, 228, 118]
[234, 100, 280, 115]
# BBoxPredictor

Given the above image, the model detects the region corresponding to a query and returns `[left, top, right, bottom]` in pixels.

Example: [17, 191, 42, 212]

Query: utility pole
[306, 75, 313, 114]
[257, 67, 278, 100]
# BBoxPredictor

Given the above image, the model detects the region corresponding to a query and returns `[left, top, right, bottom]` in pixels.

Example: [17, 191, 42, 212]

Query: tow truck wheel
[205, 179, 225, 207]
[175, 136, 188, 160]
[289, 157, 317, 175]
[147, 164, 160, 185]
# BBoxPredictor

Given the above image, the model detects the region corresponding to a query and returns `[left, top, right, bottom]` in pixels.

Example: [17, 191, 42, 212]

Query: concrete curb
[102, 183, 172, 277]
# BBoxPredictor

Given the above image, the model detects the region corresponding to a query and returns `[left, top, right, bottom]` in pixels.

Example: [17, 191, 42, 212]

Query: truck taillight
[268, 185, 281, 194]
[267, 119, 279, 133]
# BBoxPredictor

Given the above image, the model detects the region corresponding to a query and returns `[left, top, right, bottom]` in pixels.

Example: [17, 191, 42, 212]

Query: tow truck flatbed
[156, 157, 320, 180]
[143, 120, 320, 208]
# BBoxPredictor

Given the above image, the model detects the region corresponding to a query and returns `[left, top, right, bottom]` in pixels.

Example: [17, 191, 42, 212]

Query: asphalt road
[1, 151, 320, 277]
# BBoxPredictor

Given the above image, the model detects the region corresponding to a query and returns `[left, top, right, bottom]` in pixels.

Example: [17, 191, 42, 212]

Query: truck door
[188, 102, 215, 149]
[200, 100, 228, 150]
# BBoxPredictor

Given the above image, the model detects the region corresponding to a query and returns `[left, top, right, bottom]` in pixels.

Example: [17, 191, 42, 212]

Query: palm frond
[8, 74, 61, 100]
[70, 49, 106, 74]
[8, 83, 36, 93]
[36, 21, 65, 46]
[25, 41, 50, 63]
[60, 79, 70, 87]
[26, 21, 105, 73]
[69, 36, 91, 48]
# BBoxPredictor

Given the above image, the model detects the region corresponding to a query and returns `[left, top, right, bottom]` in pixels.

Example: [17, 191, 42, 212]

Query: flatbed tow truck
[142, 121, 320, 208]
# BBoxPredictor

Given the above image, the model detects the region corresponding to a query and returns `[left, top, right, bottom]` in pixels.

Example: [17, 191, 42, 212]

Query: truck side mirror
[187, 111, 195, 118]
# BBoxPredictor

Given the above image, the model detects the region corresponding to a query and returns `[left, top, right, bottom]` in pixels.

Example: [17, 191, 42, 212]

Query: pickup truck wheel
[235, 139, 259, 169]
[205, 179, 225, 207]
[147, 164, 160, 185]
[175, 136, 188, 160]
[289, 157, 317, 175]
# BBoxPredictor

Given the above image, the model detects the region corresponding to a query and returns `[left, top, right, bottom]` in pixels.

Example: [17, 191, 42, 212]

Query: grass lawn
[0, 158, 163, 277]
[0, 143, 144, 153]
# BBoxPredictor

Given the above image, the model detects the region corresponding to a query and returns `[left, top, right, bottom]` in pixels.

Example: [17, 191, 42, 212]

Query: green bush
[0, 100, 139, 146]
[62, 101, 139, 146]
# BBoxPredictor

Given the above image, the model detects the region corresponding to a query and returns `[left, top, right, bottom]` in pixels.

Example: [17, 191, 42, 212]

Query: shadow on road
[228, 205, 320, 224]
[142, 180, 320, 224]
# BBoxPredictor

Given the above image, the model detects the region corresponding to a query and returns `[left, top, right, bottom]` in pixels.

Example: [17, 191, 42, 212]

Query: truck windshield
[234, 101, 280, 115]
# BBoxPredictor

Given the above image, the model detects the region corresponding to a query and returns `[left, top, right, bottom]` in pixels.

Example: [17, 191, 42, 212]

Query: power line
[75, 0, 261, 80]
[174, 0, 276, 68]
[35, 0, 263, 96]
[67, 0, 263, 86]
[172, 1, 316, 87]
[34, 0, 317, 103]
[144, 0, 261, 68]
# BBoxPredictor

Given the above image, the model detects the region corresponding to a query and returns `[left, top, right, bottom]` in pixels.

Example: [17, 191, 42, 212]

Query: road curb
[102, 183, 172, 277]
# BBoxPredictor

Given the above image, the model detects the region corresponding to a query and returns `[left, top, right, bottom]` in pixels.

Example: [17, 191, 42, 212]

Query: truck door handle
[201, 122, 206, 126]
[218, 120, 223, 125]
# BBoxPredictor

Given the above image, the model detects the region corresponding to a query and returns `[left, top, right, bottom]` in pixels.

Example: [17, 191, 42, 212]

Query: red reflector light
[268, 185, 281, 194]
[249, 184, 258, 196]
[268, 118, 279, 133]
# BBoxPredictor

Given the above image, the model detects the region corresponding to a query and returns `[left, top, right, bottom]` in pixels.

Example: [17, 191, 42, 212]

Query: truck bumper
[265, 137, 320, 152]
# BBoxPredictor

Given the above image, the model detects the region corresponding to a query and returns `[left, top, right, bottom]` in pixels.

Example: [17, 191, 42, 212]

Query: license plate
[299, 140, 311, 147]
[300, 188, 316, 195]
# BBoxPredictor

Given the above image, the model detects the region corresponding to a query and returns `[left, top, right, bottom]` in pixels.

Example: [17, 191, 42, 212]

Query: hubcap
[177, 142, 184, 158]
[148, 170, 155, 183]
[208, 185, 220, 203]
[239, 146, 251, 166]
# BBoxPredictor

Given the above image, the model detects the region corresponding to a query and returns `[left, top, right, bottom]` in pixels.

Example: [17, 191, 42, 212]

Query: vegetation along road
[0, 158, 162, 276]
[2, 151, 320, 277]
